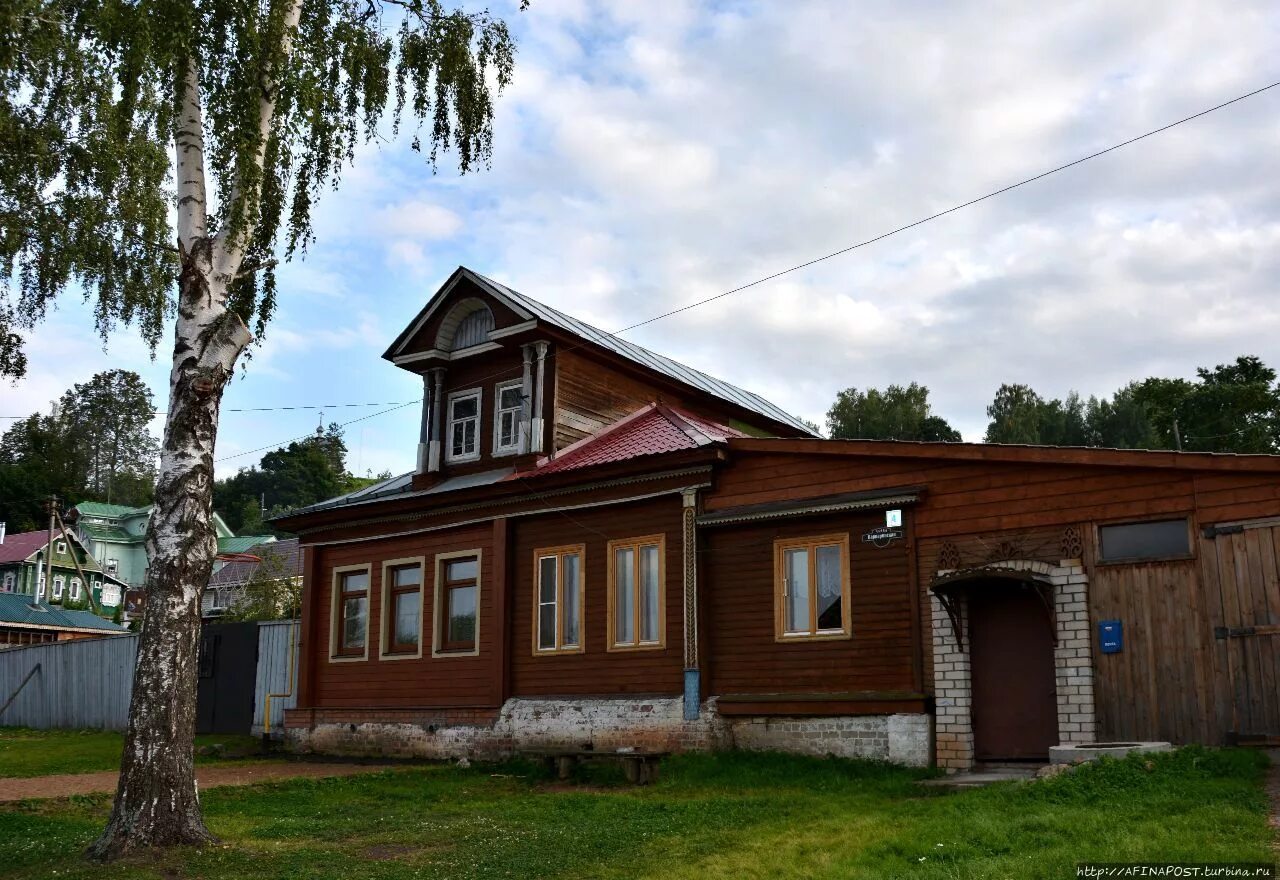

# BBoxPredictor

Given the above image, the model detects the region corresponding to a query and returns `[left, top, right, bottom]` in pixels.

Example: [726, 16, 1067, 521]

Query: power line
[0, 400, 416, 420]
[213, 79, 1280, 466]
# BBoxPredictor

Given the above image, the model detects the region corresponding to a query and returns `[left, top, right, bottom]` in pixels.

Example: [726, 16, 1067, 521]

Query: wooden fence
[0, 620, 299, 736]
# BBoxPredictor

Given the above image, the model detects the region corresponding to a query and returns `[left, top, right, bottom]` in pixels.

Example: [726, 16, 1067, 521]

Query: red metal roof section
[519, 403, 744, 477]
[0, 529, 53, 565]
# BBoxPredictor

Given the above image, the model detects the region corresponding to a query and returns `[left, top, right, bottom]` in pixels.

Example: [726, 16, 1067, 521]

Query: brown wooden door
[969, 584, 1059, 761]
[1203, 521, 1280, 741]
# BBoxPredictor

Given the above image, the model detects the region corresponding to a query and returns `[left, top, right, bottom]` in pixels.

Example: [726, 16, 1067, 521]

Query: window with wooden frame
[774, 534, 852, 641]
[607, 535, 665, 651]
[52, 575, 64, 600]
[433, 552, 481, 655]
[493, 380, 524, 456]
[70, 578, 81, 600]
[330, 565, 371, 660]
[446, 388, 482, 462]
[380, 557, 425, 659]
[533, 545, 585, 655]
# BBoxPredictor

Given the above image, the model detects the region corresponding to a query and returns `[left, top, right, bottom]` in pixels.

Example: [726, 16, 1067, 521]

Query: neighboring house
[70, 501, 274, 618]
[275, 267, 1280, 771]
[0, 528, 128, 612]
[203, 537, 302, 618]
[0, 592, 129, 648]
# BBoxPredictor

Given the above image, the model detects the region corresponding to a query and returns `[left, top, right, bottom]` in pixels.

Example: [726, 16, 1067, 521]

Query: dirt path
[0, 761, 395, 802]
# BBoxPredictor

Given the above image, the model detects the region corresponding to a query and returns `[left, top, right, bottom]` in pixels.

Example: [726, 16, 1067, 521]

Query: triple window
[608, 536, 665, 651]
[774, 534, 852, 641]
[446, 389, 481, 462]
[534, 546, 584, 654]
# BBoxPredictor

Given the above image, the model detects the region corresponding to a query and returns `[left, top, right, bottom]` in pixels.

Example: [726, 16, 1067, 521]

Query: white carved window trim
[492, 380, 524, 456]
[446, 388, 482, 463]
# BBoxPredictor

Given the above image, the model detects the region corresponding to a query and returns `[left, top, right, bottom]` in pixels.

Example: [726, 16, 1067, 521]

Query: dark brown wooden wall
[703, 509, 916, 697]
[310, 523, 500, 708]
[509, 496, 685, 697]
[552, 348, 670, 451]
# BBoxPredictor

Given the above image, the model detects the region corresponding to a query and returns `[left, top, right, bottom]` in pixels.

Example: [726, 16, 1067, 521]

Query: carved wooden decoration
[938, 541, 961, 570]
[1061, 525, 1083, 560]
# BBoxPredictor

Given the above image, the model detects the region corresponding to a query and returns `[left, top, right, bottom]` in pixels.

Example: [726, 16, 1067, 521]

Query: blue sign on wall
[1099, 619, 1123, 654]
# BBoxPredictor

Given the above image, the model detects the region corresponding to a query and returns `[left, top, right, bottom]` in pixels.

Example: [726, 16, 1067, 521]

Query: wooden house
[0, 527, 128, 613]
[277, 267, 1280, 770]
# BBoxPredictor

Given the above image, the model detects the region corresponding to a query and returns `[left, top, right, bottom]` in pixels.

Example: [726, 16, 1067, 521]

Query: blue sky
[6, 0, 1280, 480]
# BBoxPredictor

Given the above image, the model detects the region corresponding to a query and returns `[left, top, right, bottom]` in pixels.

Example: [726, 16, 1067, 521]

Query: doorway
[968, 582, 1058, 761]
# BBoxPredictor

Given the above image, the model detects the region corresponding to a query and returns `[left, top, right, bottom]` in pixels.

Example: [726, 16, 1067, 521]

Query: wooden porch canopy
[930, 567, 1056, 650]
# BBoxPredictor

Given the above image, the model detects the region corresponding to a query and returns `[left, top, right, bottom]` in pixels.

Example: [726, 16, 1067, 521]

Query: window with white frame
[2, 573, 13, 592]
[55, 541, 67, 554]
[493, 380, 524, 455]
[105, 558, 118, 575]
[70, 578, 81, 600]
[52, 575, 64, 600]
[446, 389, 482, 462]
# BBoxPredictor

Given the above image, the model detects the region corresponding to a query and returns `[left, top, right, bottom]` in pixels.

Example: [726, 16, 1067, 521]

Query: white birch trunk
[89, 0, 302, 858]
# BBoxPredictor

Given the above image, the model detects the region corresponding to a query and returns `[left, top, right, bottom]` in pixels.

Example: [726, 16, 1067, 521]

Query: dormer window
[447, 389, 482, 462]
[493, 380, 523, 455]
[435, 299, 495, 353]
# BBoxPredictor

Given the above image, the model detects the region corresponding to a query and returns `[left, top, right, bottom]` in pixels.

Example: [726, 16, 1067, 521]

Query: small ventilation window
[1098, 519, 1190, 563]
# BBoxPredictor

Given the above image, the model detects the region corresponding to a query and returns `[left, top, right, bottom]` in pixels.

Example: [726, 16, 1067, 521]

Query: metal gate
[1203, 518, 1280, 744]
[196, 621, 258, 735]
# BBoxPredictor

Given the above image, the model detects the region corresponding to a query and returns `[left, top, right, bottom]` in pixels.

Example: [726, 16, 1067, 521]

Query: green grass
[0, 746, 1269, 880]
[0, 728, 265, 778]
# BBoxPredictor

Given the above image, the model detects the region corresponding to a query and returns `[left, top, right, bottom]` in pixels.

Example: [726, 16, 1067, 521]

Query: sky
[5, 0, 1280, 481]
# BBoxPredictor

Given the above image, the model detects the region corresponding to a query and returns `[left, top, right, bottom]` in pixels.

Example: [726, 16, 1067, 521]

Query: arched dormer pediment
[435, 298, 496, 352]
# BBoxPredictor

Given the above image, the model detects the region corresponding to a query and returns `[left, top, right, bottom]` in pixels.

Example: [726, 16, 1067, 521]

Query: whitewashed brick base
[930, 559, 1097, 771]
[286, 697, 932, 767]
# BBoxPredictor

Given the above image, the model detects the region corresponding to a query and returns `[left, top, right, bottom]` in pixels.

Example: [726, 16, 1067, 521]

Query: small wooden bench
[521, 749, 668, 785]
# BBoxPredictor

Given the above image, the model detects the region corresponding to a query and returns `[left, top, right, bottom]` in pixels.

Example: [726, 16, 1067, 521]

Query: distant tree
[214, 423, 365, 534]
[1084, 384, 1162, 450]
[984, 384, 1045, 444]
[826, 383, 961, 442]
[59, 371, 160, 506]
[1137, 355, 1280, 454]
[0, 412, 87, 529]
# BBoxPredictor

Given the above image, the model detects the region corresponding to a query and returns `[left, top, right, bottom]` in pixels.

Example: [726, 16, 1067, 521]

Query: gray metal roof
[469, 271, 815, 435]
[274, 466, 515, 519]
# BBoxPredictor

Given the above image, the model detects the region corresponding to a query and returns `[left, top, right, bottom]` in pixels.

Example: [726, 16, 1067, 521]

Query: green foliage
[983, 356, 1280, 452]
[0, 746, 1268, 879]
[0, 369, 158, 530]
[826, 383, 962, 442]
[214, 422, 373, 533]
[0, 0, 523, 378]
[218, 544, 300, 621]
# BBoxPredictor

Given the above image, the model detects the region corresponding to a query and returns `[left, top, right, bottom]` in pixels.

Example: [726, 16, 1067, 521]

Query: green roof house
[0, 591, 128, 647]
[69, 502, 275, 590]
[0, 526, 128, 613]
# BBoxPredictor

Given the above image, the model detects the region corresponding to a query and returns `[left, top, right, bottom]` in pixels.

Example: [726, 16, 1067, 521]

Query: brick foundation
[284, 698, 932, 766]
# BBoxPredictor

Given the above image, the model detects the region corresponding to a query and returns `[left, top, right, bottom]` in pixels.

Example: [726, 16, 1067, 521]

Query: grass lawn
[0, 728, 265, 778]
[0, 746, 1269, 880]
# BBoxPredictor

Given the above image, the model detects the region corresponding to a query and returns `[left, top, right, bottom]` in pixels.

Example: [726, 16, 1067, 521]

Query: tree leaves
[825, 383, 962, 442]
[0, 0, 521, 378]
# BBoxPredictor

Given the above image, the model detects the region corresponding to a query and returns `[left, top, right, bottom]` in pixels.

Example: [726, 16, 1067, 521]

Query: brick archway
[930, 559, 1097, 771]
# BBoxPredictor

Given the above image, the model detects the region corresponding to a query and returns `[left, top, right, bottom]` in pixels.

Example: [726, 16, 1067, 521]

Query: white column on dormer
[530, 341, 549, 454]
[416, 372, 432, 474]
[427, 367, 446, 472]
[518, 344, 534, 455]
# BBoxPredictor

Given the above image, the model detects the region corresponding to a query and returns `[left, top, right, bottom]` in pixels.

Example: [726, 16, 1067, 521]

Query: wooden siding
[310, 523, 500, 709]
[399, 276, 528, 354]
[509, 496, 685, 696]
[704, 509, 916, 697]
[553, 348, 669, 451]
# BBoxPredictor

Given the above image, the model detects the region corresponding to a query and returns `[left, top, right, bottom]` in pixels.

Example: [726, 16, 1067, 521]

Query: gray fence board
[252, 620, 299, 738]
[0, 619, 299, 734]
[0, 635, 137, 730]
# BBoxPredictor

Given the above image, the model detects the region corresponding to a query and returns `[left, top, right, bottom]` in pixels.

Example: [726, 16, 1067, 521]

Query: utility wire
[23, 80, 1280, 464]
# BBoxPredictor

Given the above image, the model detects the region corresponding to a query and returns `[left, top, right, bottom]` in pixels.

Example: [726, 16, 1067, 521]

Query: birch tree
[1, 0, 524, 860]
